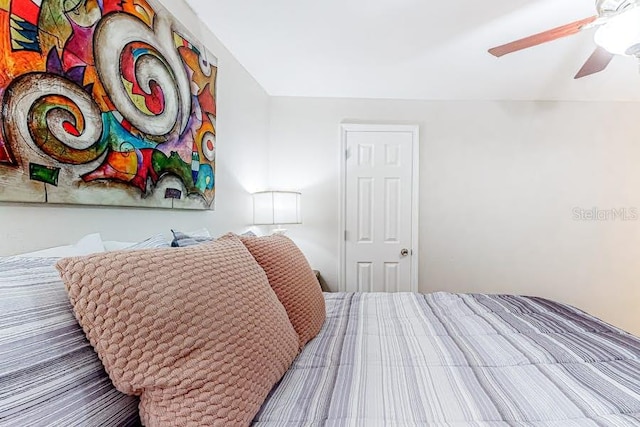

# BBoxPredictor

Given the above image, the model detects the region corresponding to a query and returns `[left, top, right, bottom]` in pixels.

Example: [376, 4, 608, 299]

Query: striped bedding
[254, 292, 640, 426]
[0, 237, 171, 426]
[0, 256, 140, 426]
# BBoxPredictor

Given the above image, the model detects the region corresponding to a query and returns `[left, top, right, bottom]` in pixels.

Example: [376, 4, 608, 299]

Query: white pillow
[18, 233, 106, 258]
[103, 241, 137, 251]
[185, 228, 211, 238]
[126, 234, 172, 249]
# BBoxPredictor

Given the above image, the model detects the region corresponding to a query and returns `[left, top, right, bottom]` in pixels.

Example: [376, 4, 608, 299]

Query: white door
[341, 124, 419, 293]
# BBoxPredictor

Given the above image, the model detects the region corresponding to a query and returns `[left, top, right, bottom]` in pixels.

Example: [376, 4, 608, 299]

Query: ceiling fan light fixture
[594, 6, 640, 55]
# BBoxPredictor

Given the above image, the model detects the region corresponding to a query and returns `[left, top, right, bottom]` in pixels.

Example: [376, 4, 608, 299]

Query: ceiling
[185, 0, 640, 101]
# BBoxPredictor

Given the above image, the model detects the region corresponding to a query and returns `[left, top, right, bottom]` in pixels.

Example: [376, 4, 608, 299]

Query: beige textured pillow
[56, 233, 299, 427]
[239, 234, 326, 348]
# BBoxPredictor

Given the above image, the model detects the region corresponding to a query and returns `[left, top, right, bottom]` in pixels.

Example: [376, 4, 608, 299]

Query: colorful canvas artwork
[0, 0, 217, 209]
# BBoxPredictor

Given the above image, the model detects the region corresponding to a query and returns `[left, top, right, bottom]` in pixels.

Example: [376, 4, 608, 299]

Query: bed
[2, 235, 640, 426]
[255, 292, 640, 426]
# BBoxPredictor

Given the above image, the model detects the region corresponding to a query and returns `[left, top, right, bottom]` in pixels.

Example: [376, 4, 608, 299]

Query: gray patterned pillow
[170, 230, 257, 248]
[170, 230, 214, 247]
[0, 256, 140, 426]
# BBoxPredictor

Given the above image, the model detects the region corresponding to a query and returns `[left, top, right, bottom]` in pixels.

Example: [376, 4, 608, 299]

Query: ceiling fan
[488, 0, 640, 78]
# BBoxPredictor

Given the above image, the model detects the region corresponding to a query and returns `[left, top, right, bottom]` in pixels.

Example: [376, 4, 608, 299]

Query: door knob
[400, 248, 409, 257]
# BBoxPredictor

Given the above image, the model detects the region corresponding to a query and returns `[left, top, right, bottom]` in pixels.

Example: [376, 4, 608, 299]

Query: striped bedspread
[0, 256, 140, 426]
[254, 292, 640, 426]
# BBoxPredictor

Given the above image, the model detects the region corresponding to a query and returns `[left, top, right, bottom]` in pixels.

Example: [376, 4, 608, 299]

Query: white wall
[0, 0, 270, 255]
[269, 97, 640, 335]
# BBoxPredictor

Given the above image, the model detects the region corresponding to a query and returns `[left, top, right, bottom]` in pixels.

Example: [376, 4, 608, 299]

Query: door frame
[339, 123, 420, 292]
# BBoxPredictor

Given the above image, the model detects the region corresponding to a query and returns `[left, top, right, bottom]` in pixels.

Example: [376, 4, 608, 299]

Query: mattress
[254, 292, 640, 426]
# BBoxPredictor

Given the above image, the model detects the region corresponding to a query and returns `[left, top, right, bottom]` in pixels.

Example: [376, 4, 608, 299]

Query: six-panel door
[344, 129, 415, 292]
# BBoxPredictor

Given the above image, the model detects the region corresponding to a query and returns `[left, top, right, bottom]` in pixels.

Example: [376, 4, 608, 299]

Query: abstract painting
[0, 0, 217, 209]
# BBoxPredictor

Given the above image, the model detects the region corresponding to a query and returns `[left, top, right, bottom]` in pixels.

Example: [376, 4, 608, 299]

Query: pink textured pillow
[56, 233, 299, 426]
[239, 234, 326, 348]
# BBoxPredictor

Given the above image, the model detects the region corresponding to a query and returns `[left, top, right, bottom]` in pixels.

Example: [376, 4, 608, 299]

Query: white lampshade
[595, 7, 640, 56]
[253, 191, 302, 225]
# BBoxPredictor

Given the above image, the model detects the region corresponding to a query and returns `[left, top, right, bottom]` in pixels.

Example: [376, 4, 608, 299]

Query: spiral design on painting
[3, 73, 106, 165]
[94, 12, 191, 137]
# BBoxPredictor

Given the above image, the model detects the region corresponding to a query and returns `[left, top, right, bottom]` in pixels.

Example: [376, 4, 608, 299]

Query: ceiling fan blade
[574, 46, 614, 79]
[488, 16, 598, 57]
